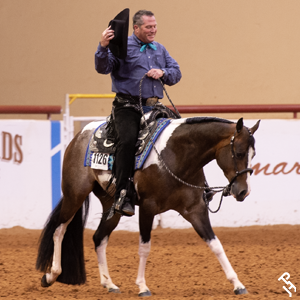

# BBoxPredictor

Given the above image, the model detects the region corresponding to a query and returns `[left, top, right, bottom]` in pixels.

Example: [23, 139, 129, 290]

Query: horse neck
[176, 121, 235, 169]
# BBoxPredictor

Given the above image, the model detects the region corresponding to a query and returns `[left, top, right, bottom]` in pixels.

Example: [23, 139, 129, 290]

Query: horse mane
[185, 117, 234, 125]
[185, 117, 256, 148]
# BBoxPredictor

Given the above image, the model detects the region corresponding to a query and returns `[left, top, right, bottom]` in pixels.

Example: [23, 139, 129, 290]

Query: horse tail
[36, 196, 90, 285]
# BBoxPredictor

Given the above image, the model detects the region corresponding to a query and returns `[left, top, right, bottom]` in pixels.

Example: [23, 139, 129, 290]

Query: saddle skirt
[84, 118, 171, 171]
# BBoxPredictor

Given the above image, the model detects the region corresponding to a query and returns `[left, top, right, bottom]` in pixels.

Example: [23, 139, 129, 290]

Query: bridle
[227, 129, 254, 193]
[203, 128, 254, 213]
[138, 75, 254, 213]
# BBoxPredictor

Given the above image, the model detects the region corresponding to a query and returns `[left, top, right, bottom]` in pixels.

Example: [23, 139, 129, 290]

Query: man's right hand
[100, 26, 115, 48]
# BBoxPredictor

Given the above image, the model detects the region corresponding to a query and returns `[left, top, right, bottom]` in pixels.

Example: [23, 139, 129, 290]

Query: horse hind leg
[36, 196, 89, 287]
[41, 217, 73, 287]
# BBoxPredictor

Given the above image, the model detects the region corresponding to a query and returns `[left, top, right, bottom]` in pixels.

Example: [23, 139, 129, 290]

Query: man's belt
[116, 93, 159, 106]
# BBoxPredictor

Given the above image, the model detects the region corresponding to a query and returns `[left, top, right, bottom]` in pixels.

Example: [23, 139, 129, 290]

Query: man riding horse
[95, 9, 182, 219]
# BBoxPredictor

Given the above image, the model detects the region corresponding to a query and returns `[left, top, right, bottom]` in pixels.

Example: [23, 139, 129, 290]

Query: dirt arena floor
[0, 225, 299, 299]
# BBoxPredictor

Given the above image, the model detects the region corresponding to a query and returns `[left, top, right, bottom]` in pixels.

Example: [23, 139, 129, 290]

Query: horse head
[216, 118, 260, 202]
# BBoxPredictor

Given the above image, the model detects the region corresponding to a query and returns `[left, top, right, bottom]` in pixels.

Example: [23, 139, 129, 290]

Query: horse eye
[236, 152, 245, 159]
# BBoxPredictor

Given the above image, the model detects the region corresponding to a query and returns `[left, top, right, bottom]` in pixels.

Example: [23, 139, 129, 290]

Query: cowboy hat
[108, 8, 129, 59]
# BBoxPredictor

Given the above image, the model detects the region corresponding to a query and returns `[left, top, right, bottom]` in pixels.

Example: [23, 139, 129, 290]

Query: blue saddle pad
[84, 118, 171, 171]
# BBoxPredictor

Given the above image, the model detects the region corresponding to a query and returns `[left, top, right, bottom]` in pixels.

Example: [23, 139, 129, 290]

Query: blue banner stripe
[51, 121, 60, 149]
[51, 121, 61, 210]
[51, 152, 61, 210]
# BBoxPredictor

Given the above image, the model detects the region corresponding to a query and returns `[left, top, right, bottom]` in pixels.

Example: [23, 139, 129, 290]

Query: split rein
[138, 74, 253, 213]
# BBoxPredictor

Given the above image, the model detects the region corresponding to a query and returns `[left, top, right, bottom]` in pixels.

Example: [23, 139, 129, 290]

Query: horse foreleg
[95, 235, 120, 293]
[135, 210, 153, 297]
[207, 236, 247, 295]
[92, 202, 121, 294]
[136, 236, 152, 296]
[41, 218, 73, 287]
[182, 200, 247, 295]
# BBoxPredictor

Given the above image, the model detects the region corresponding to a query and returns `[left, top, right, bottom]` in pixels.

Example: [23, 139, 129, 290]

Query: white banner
[206, 119, 300, 228]
[0, 120, 63, 229]
[86, 119, 300, 231]
[0, 119, 299, 230]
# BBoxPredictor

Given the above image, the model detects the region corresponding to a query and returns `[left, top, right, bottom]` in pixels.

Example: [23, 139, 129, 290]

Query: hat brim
[108, 8, 129, 59]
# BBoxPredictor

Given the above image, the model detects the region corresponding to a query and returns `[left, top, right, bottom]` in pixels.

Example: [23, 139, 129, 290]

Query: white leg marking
[207, 237, 245, 291]
[46, 217, 73, 284]
[136, 237, 151, 294]
[96, 236, 119, 291]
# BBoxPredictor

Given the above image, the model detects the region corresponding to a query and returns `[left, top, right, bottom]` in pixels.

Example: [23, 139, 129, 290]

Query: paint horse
[36, 116, 260, 296]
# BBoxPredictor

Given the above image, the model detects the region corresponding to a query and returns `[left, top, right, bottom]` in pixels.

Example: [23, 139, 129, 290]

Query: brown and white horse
[36, 116, 260, 296]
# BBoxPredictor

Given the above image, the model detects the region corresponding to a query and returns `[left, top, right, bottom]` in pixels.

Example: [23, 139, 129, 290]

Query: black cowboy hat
[108, 8, 129, 59]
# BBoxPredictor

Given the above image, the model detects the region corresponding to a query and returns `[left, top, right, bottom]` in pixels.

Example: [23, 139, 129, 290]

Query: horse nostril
[237, 190, 247, 201]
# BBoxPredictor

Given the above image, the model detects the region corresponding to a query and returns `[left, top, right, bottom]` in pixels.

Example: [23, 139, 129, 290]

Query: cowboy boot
[121, 178, 136, 216]
[106, 189, 135, 220]
[115, 189, 135, 216]
[121, 198, 135, 216]
[106, 191, 125, 221]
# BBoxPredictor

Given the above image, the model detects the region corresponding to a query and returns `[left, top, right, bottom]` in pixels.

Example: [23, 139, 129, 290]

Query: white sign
[0, 120, 63, 229]
[91, 153, 109, 170]
[0, 119, 299, 231]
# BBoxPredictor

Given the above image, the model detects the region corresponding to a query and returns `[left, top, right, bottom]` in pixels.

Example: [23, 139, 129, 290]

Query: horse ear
[236, 118, 244, 133]
[250, 120, 260, 135]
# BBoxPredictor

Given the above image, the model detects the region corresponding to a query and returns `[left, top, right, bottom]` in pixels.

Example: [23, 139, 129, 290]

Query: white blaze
[246, 146, 254, 196]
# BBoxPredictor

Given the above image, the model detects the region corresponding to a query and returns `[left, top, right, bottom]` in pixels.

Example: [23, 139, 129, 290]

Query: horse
[36, 116, 260, 296]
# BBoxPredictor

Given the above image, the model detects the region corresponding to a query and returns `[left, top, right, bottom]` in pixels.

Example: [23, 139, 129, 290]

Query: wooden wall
[1, 0, 300, 121]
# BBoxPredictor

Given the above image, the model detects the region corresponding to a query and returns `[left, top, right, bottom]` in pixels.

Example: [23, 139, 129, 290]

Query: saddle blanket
[84, 118, 171, 171]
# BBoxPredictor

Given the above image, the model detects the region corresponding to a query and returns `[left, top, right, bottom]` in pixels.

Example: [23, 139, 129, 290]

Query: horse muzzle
[228, 168, 253, 202]
[231, 184, 250, 202]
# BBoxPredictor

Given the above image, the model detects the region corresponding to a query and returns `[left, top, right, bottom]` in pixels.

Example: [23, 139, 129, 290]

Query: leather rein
[204, 130, 254, 213]
[138, 74, 254, 213]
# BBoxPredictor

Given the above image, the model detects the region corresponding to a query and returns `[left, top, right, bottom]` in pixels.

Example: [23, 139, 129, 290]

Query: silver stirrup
[115, 189, 127, 211]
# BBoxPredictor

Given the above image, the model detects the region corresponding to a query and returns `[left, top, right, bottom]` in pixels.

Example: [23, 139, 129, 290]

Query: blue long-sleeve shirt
[95, 33, 182, 99]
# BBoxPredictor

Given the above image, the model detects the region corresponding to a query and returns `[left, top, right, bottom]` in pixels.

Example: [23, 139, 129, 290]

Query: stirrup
[115, 189, 127, 212]
[106, 204, 116, 220]
[106, 189, 127, 221]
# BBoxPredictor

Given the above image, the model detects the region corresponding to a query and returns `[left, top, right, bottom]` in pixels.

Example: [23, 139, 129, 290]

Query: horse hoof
[108, 288, 121, 293]
[139, 290, 152, 297]
[41, 275, 52, 288]
[234, 287, 248, 295]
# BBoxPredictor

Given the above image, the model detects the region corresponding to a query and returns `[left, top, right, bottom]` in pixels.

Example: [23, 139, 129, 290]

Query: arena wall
[1, 1, 300, 124]
[0, 119, 299, 231]
[1, 1, 299, 230]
